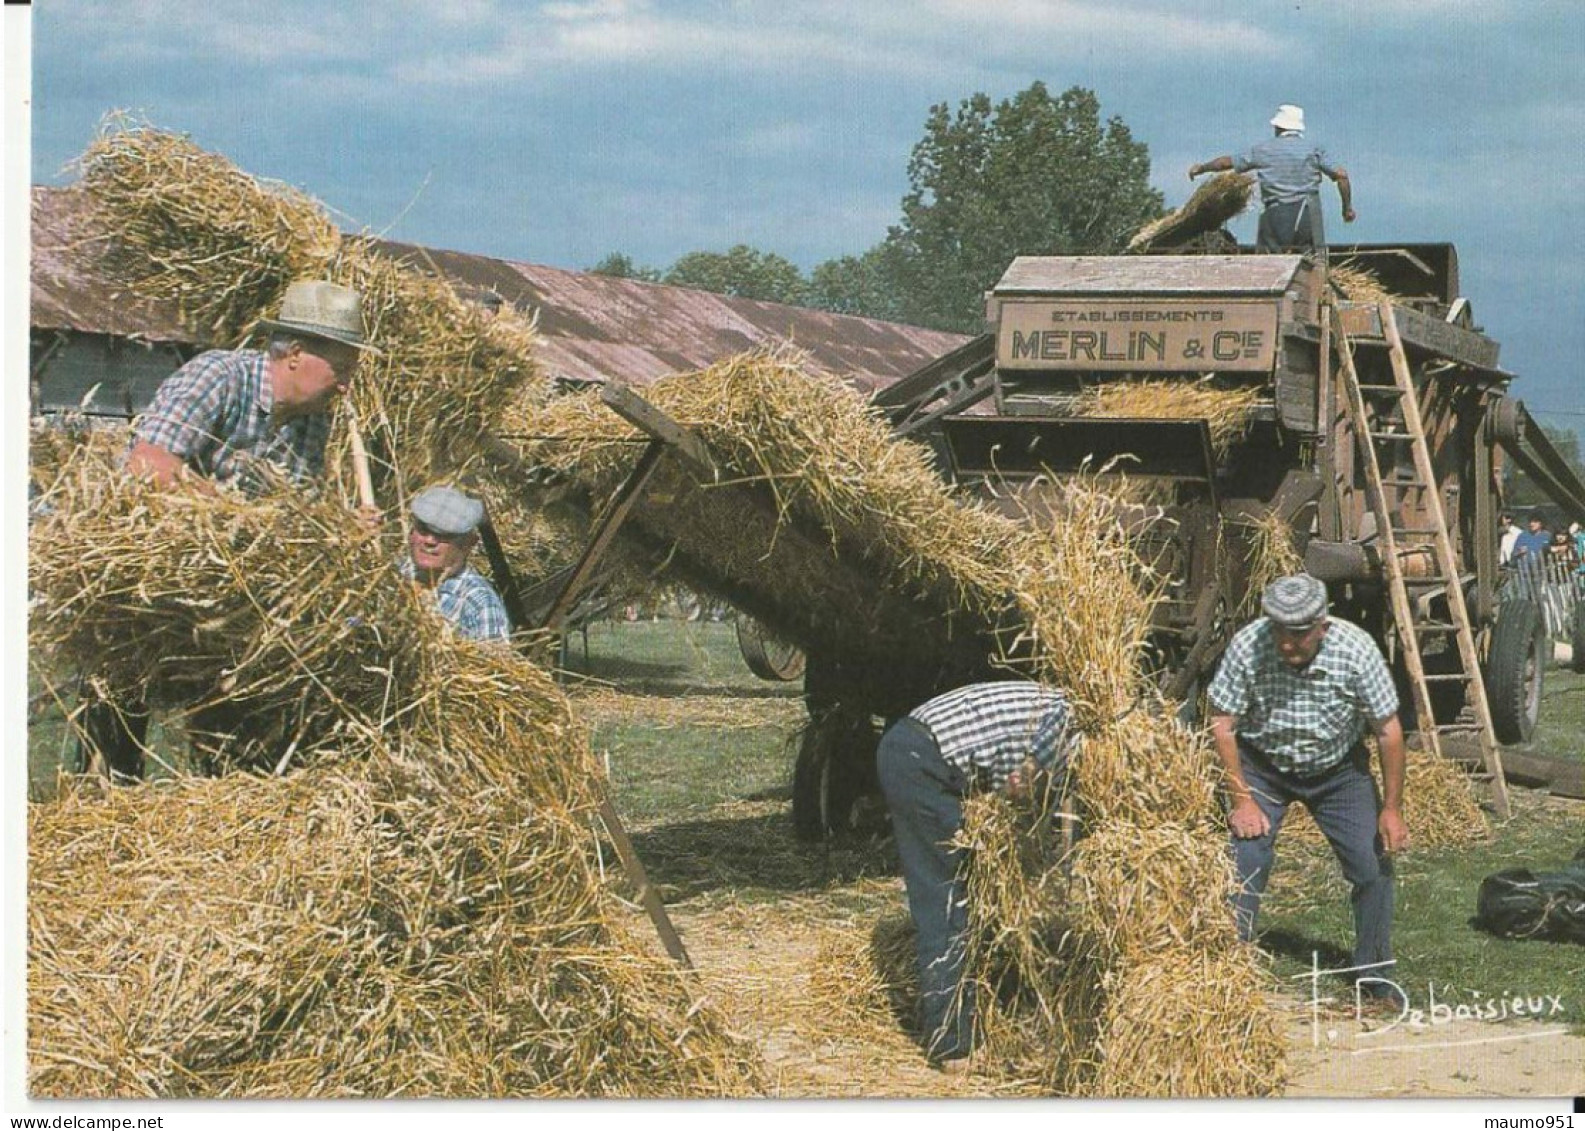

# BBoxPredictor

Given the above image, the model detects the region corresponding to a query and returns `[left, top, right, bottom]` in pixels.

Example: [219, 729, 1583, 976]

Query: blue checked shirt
[131, 350, 330, 496]
[1208, 618, 1399, 776]
[1234, 134, 1342, 208]
[399, 559, 511, 644]
[909, 681, 1077, 790]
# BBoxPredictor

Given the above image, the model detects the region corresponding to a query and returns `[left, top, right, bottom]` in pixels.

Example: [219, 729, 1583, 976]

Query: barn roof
[30, 186, 966, 395]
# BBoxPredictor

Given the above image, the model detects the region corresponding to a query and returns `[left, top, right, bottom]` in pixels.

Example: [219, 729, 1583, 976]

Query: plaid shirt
[909, 681, 1077, 790]
[1208, 618, 1399, 776]
[1235, 133, 1342, 207]
[399, 558, 511, 643]
[131, 350, 330, 496]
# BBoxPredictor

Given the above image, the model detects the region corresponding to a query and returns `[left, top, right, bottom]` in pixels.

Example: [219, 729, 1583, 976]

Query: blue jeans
[876, 717, 974, 1062]
[1232, 743, 1395, 986]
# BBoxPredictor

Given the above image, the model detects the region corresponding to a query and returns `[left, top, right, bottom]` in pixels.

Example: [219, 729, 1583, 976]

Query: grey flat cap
[411, 485, 485, 536]
[1261, 573, 1328, 629]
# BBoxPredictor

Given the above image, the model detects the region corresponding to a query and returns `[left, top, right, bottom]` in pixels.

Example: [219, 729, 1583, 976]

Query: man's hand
[355, 504, 382, 534]
[1004, 756, 1040, 801]
[1188, 163, 1203, 181]
[1229, 797, 1270, 839]
[1343, 207, 1358, 223]
[1378, 806, 1409, 853]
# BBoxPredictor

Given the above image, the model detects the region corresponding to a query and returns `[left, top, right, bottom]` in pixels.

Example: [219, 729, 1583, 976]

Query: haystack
[27, 444, 760, 1097]
[499, 352, 1286, 1094]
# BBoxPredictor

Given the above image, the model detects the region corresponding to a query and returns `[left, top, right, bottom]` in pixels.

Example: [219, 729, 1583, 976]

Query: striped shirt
[132, 350, 330, 496]
[1208, 617, 1399, 776]
[909, 681, 1077, 790]
[1234, 133, 1341, 208]
[400, 559, 511, 644]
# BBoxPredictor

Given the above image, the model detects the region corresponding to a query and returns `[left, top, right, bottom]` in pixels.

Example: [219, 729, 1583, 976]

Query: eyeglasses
[411, 520, 468, 542]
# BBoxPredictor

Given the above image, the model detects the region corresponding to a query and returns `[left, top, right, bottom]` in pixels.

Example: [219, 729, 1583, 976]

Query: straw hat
[258, 279, 378, 352]
[1270, 104, 1306, 133]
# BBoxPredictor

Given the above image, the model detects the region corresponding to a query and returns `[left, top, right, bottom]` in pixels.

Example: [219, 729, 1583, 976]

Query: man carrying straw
[1207, 573, 1409, 1007]
[875, 681, 1079, 1071]
[76, 279, 378, 782]
[1189, 104, 1355, 253]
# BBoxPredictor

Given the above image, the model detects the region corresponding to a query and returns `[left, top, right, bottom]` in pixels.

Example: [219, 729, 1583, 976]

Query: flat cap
[411, 485, 485, 536]
[1261, 573, 1328, 629]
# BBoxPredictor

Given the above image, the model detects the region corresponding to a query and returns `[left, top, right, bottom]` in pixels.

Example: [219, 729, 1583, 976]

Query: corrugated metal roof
[30, 186, 967, 393]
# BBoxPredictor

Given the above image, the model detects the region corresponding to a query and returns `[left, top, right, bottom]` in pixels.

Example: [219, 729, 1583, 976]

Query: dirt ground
[665, 880, 1585, 1099]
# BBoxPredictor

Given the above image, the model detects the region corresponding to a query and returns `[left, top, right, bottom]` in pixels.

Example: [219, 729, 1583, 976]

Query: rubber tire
[791, 707, 878, 841]
[1572, 601, 1585, 675]
[736, 616, 807, 682]
[1485, 599, 1549, 745]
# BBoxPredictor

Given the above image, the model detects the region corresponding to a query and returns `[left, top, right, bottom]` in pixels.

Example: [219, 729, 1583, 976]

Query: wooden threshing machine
[850, 244, 1585, 831]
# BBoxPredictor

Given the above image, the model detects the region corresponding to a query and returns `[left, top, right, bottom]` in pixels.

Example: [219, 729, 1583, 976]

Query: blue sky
[12, 0, 1585, 426]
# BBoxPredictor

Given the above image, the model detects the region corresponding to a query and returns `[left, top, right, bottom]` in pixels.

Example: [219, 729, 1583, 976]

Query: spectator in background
[1512, 512, 1552, 578]
[1498, 512, 1521, 566]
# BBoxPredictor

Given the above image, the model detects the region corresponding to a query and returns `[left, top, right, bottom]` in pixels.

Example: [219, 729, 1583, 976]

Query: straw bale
[1087, 948, 1284, 1097]
[1067, 820, 1240, 960]
[1129, 173, 1255, 252]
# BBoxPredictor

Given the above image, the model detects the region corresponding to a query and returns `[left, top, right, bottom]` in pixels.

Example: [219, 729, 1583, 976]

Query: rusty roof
[30, 186, 967, 393]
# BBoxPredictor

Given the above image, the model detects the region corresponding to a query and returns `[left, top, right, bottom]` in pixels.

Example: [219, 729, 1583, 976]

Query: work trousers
[875, 717, 974, 1062]
[1232, 743, 1395, 985]
[1256, 196, 1325, 253]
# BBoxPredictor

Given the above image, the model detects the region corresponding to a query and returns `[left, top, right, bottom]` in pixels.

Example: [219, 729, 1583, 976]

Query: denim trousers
[876, 717, 974, 1062]
[1232, 742, 1395, 982]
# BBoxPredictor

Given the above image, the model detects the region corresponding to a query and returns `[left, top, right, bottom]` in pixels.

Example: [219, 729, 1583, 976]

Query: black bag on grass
[1475, 847, 1585, 944]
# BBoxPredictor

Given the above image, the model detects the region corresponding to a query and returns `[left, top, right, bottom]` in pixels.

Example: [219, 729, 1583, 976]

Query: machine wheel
[1485, 599, 1549, 745]
[791, 706, 879, 841]
[736, 616, 807, 682]
[1571, 601, 1585, 675]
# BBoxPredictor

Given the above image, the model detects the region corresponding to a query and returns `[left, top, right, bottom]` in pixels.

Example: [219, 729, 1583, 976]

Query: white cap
[1271, 104, 1306, 133]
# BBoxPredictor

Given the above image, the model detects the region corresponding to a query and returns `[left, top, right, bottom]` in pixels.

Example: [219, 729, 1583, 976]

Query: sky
[10, 0, 1585, 428]
[2, 4, 1583, 1118]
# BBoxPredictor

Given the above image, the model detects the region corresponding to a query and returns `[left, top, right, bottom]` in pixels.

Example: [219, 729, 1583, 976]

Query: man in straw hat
[80, 280, 377, 783]
[127, 278, 378, 496]
[875, 680, 1079, 1071]
[400, 485, 511, 644]
[1189, 104, 1355, 253]
[1207, 573, 1408, 1007]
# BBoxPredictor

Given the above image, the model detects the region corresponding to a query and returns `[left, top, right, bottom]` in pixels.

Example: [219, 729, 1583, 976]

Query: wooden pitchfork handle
[347, 414, 377, 511]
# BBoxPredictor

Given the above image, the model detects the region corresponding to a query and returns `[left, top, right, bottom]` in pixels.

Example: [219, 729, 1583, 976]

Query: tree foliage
[588, 252, 662, 282]
[662, 245, 810, 306]
[882, 82, 1163, 332]
[1503, 421, 1585, 515]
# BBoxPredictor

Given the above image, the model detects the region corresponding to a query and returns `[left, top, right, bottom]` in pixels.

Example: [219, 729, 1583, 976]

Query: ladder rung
[1420, 673, 1472, 683]
[1435, 723, 1483, 733]
[1413, 622, 1460, 634]
[1360, 385, 1406, 398]
[1381, 480, 1429, 492]
[1401, 575, 1452, 586]
[1368, 431, 1417, 441]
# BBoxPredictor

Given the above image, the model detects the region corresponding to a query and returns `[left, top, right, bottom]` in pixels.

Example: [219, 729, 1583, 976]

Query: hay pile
[1129, 173, 1255, 252]
[1328, 261, 1391, 303]
[1072, 377, 1263, 460]
[28, 122, 760, 1097]
[75, 115, 546, 512]
[27, 445, 760, 1097]
[501, 354, 1286, 1093]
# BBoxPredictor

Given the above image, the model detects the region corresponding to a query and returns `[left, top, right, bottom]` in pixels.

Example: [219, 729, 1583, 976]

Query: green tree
[884, 82, 1164, 333]
[807, 245, 905, 321]
[1503, 421, 1585, 514]
[662, 245, 810, 305]
[589, 252, 662, 281]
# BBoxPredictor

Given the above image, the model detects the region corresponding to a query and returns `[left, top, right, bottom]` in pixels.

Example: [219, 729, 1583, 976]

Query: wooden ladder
[1331, 300, 1511, 819]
